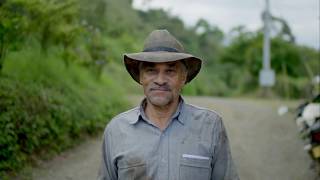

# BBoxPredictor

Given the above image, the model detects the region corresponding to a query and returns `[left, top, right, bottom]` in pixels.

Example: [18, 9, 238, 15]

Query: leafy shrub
[0, 47, 129, 176]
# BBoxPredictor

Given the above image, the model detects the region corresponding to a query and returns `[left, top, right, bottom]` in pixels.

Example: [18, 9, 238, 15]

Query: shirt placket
[157, 126, 170, 180]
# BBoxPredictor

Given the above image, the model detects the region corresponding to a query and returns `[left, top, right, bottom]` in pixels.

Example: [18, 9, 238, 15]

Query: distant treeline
[0, 0, 319, 177]
[1, 0, 319, 98]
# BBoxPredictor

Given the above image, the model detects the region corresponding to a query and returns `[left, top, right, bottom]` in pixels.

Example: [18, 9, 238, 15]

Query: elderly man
[98, 29, 239, 180]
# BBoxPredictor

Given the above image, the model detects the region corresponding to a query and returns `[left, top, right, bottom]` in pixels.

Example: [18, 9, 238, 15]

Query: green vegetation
[0, 0, 130, 177]
[0, 45, 127, 176]
[0, 0, 319, 177]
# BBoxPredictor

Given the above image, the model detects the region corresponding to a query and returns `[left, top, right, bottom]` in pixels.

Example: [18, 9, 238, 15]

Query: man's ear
[183, 69, 188, 85]
[181, 61, 188, 85]
[139, 73, 143, 84]
[181, 73, 188, 86]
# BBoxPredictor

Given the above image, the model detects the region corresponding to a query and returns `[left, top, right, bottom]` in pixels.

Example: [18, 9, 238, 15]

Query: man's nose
[154, 72, 167, 85]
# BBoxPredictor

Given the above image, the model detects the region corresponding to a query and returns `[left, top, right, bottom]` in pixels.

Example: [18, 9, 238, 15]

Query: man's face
[139, 61, 187, 107]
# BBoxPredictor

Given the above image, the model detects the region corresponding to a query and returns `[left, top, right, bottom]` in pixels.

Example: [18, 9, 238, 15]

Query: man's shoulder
[105, 107, 139, 129]
[113, 106, 139, 120]
[184, 103, 223, 122]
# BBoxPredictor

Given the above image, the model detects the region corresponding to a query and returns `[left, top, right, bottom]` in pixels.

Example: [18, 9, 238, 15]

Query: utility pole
[259, 0, 275, 91]
[263, 0, 271, 70]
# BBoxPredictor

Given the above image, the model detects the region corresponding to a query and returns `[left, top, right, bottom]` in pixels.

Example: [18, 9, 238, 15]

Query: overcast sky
[133, 0, 319, 49]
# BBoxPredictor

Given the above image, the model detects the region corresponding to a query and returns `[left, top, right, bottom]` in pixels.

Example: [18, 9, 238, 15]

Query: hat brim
[124, 51, 202, 84]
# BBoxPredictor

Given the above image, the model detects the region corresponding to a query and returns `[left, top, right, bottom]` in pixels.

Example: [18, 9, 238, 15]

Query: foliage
[219, 26, 319, 98]
[0, 46, 129, 176]
[0, 0, 82, 65]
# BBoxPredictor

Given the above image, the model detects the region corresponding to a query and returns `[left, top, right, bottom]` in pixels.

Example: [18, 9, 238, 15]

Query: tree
[193, 18, 224, 66]
[219, 23, 319, 98]
[0, 0, 84, 71]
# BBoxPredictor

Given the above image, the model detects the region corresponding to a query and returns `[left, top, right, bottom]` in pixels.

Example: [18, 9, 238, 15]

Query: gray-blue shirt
[98, 98, 239, 180]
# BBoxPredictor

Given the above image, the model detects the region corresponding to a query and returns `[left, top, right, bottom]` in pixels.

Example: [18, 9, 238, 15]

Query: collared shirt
[98, 97, 239, 180]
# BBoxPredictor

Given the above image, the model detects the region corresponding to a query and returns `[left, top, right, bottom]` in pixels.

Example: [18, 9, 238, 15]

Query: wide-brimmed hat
[124, 29, 202, 84]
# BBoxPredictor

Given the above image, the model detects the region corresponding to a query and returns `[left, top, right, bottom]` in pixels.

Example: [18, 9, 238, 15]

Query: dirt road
[21, 96, 317, 180]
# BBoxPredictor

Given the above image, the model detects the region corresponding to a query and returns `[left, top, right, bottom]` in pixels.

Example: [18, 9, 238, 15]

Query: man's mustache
[149, 85, 171, 91]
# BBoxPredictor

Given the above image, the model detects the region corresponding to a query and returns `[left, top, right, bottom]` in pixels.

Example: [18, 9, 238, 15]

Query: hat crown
[143, 29, 185, 53]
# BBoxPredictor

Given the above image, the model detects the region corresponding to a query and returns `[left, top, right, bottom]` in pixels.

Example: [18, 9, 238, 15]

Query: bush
[0, 46, 129, 176]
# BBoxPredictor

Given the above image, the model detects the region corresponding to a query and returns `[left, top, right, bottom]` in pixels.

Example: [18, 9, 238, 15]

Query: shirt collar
[128, 96, 186, 125]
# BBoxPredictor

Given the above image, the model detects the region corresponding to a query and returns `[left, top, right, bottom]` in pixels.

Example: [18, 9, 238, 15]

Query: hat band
[143, 46, 179, 52]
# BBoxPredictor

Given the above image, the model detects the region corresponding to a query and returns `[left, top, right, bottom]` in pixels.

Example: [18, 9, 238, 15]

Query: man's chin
[147, 96, 171, 107]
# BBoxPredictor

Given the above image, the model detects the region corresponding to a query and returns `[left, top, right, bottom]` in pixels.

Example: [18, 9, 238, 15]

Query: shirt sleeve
[97, 128, 117, 180]
[211, 118, 239, 180]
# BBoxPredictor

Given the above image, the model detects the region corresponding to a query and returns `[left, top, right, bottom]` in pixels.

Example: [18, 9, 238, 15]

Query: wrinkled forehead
[139, 60, 185, 69]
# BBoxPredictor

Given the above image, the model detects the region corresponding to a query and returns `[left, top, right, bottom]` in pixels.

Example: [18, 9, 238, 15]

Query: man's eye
[146, 69, 155, 73]
[167, 69, 175, 73]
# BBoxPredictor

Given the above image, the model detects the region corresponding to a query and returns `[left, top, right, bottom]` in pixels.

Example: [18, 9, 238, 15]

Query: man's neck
[145, 98, 179, 131]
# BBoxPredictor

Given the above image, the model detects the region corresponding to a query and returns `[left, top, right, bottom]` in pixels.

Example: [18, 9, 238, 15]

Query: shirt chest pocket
[179, 155, 212, 180]
[118, 158, 148, 180]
